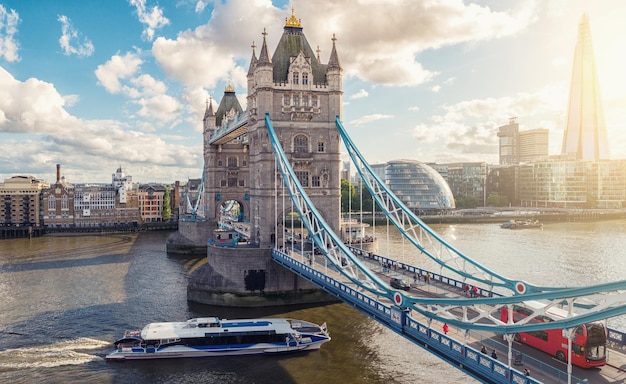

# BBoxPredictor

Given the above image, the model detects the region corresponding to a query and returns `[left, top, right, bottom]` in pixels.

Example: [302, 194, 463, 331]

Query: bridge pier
[187, 245, 337, 307]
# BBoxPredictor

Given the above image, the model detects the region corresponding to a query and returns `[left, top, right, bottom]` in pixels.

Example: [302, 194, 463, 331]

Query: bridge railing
[344, 244, 626, 351]
[272, 249, 592, 384]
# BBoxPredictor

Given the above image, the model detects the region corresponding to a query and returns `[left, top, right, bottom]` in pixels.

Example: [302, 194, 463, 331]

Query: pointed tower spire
[247, 41, 258, 76]
[203, 96, 214, 122]
[328, 33, 341, 70]
[561, 13, 609, 160]
[257, 28, 271, 66]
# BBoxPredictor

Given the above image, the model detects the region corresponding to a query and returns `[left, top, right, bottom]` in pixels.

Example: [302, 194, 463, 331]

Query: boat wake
[0, 337, 110, 370]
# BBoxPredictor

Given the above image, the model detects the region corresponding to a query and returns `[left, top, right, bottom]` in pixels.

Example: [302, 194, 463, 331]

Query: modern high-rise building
[498, 118, 549, 165]
[561, 13, 610, 160]
[519, 128, 549, 163]
[497, 118, 519, 165]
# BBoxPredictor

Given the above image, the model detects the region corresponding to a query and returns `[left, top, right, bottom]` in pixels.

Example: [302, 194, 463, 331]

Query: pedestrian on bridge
[491, 349, 498, 360]
[443, 323, 449, 335]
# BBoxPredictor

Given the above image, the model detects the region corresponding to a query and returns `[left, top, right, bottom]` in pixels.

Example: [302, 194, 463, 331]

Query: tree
[162, 184, 172, 220]
[486, 194, 509, 207]
[341, 179, 355, 212]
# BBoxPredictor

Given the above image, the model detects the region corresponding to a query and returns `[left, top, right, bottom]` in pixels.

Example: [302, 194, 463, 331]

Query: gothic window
[242, 159, 247, 166]
[227, 156, 238, 167]
[293, 72, 299, 85]
[217, 159, 223, 167]
[294, 96, 300, 106]
[302, 73, 308, 85]
[284, 95, 290, 106]
[229, 178, 237, 187]
[294, 134, 308, 153]
[61, 195, 68, 210]
[239, 180, 245, 187]
[48, 198, 56, 210]
[221, 180, 227, 187]
[312, 96, 318, 107]
[318, 141, 325, 152]
[312, 175, 321, 187]
[302, 95, 309, 106]
[295, 171, 309, 187]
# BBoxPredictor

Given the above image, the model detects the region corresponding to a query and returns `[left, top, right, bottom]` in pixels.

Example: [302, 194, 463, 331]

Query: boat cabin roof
[140, 317, 302, 341]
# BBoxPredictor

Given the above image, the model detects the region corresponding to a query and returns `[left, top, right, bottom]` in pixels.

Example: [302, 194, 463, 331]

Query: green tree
[341, 179, 355, 212]
[162, 184, 172, 220]
[486, 194, 509, 207]
[360, 183, 374, 212]
[455, 196, 480, 209]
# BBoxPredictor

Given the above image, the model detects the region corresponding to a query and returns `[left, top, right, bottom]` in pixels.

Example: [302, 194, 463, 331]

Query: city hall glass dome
[385, 160, 455, 213]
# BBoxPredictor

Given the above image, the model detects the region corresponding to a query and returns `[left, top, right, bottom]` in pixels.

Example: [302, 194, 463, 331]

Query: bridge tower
[203, 87, 249, 223]
[245, 10, 343, 247]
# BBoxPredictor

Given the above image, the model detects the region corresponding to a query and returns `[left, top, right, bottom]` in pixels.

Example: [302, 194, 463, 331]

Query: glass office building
[384, 160, 455, 214]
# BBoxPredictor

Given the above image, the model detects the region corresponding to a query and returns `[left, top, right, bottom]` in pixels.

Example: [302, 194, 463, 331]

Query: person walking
[480, 345, 487, 354]
[491, 349, 498, 360]
[443, 323, 449, 335]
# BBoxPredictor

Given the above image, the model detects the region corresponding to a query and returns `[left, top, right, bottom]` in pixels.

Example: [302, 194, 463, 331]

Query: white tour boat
[106, 317, 330, 361]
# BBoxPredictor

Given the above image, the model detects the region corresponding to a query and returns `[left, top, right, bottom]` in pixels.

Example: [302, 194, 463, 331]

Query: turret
[326, 34, 343, 118]
[203, 97, 215, 150]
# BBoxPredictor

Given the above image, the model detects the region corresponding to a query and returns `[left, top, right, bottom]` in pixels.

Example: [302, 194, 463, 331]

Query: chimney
[56, 164, 61, 182]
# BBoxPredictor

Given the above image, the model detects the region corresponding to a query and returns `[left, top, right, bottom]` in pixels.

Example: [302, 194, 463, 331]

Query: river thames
[1, 219, 626, 383]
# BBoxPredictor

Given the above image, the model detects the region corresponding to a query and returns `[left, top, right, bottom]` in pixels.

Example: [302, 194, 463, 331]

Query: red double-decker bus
[500, 301, 607, 368]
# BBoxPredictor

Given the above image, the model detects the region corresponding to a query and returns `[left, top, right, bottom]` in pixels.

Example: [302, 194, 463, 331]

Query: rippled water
[1, 220, 624, 383]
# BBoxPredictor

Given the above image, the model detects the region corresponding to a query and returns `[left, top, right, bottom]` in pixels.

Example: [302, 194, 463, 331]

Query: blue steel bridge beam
[266, 113, 626, 332]
[335, 116, 560, 296]
[265, 114, 391, 297]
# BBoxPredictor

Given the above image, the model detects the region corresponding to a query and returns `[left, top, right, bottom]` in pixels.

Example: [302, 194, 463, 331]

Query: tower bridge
[174, 10, 626, 384]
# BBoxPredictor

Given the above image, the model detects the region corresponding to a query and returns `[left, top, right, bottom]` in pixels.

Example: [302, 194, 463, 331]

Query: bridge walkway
[354, 253, 626, 384]
[283, 239, 626, 384]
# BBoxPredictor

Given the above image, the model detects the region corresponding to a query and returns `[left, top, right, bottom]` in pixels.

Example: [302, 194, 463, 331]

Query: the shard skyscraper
[561, 13, 610, 160]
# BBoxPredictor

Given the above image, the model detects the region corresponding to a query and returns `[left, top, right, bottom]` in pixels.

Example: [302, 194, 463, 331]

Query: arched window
[302, 73, 308, 85]
[293, 134, 308, 153]
[293, 72, 299, 85]
[227, 156, 238, 167]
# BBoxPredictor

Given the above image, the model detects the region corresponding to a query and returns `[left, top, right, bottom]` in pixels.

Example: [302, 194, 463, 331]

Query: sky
[1, 0, 625, 184]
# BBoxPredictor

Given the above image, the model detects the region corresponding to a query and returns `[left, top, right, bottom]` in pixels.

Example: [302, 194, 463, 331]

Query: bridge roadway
[279, 242, 626, 384]
[358, 257, 626, 384]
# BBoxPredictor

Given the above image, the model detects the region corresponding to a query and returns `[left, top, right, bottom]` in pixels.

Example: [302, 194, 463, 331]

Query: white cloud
[133, 93, 181, 122]
[350, 89, 369, 99]
[349, 114, 393, 126]
[295, 0, 538, 86]
[408, 106, 420, 112]
[152, 0, 281, 89]
[0, 66, 73, 134]
[431, 85, 441, 93]
[95, 52, 181, 124]
[0, 67, 200, 182]
[58, 15, 94, 57]
[0, 4, 20, 62]
[95, 52, 143, 94]
[195, 1, 207, 13]
[412, 86, 566, 161]
[129, 0, 170, 41]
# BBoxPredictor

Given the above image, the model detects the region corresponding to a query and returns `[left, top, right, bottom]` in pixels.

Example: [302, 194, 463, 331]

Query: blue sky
[1, 0, 625, 184]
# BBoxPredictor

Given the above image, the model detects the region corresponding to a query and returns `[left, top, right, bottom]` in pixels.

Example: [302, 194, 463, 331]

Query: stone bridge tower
[187, 11, 342, 306]
[204, 10, 342, 247]
[246, 11, 342, 247]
